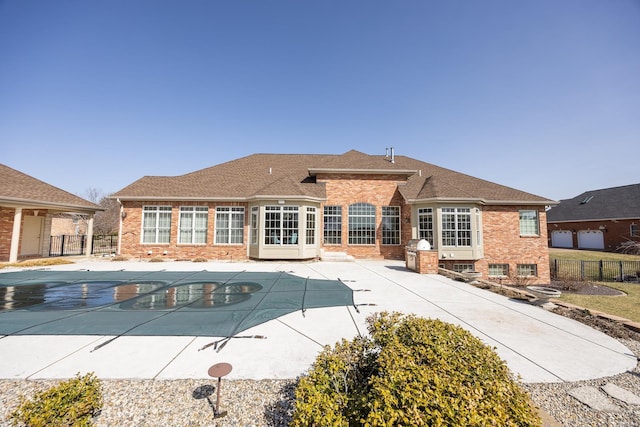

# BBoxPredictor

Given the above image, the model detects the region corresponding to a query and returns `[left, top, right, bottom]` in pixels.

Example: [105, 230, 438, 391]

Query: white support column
[85, 214, 95, 256]
[9, 208, 22, 263]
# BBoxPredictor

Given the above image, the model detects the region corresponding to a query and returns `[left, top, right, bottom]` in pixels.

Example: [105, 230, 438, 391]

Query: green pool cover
[0, 270, 354, 338]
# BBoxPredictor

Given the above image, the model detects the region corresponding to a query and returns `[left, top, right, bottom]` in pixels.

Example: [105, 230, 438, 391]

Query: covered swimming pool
[0, 270, 355, 339]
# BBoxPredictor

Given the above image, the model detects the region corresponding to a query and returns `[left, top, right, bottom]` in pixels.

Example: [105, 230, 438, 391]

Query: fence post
[598, 260, 603, 281]
[619, 261, 624, 282]
[580, 260, 585, 281]
[61, 235, 66, 256]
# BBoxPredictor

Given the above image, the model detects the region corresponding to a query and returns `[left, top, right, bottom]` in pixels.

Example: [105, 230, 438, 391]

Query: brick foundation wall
[119, 201, 249, 260]
[317, 173, 411, 259]
[476, 206, 551, 285]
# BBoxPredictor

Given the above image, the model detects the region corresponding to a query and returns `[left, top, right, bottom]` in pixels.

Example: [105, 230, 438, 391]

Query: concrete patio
[0, 258, 636, 383]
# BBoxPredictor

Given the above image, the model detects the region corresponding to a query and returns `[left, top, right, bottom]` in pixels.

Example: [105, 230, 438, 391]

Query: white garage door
[551, 230, 573, 248]
[577, 230, 604, 250]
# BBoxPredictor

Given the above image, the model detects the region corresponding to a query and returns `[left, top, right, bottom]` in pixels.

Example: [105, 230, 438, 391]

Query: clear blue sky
[1, 0, 638, 202]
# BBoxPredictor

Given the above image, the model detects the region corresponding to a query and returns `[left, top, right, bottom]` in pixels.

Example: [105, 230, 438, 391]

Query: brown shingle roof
[112, 150, 554, 205]
[0, 164, 101, 212]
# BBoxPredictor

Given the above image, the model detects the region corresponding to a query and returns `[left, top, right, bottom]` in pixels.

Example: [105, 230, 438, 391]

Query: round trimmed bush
[292, 312, 541, 426]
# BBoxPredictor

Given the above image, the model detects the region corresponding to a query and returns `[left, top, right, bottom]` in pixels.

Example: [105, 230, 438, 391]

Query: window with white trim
[630, 223, 638, 237]
[418, 207, 434, 245]
[178, 206, 208, 244]
[250, 207, 258, 245]
[215, 207, 244, 244]
[306, 207, 316, 245]
[348, 203, 375, 245]
[382, 206, 400, 245]
[441, 207, 471, 247]
[519, 210, 539, 236]
[323, 206, 342, 244]
[488, 264, 509, 277]
[453, 263, 474, 273]
[142, 206, 172, 244]
[517, 264, 538, 277]
[264, 206, 299, 245]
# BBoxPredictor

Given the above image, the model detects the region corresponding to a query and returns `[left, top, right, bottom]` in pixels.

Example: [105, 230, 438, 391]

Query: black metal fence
[550, 258, 640, 283]
[49, 235, 117, 257]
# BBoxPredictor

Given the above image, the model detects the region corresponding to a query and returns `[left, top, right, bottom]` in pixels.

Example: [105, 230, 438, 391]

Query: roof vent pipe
[269, 167, 272, 175]
[385, 148, 389, 158]
[390, 147, 395, 163]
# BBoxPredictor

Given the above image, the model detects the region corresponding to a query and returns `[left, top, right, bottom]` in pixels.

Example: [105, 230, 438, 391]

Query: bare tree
[84, 188, 120, 235]
[84, 187, 103, 204]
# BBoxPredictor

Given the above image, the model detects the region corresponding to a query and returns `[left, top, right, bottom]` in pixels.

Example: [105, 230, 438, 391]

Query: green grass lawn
[549, 248, 640, 262]
[549, 249, 640, 322]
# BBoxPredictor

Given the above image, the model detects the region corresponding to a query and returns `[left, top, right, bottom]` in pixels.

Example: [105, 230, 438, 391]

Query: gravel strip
[1, 342, 639, 426]
[0, 378, 296, 426]
[525, 339, 640, 427]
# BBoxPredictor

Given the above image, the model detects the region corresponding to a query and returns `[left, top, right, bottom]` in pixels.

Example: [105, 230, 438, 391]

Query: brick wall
[120, 201, 249, 260]
[476, 206, 551, 285]
[51, 216, 88, 236]
[317, 173, 411, 259]
[0, 207, 13, 262]
[548, 219, 639, 251]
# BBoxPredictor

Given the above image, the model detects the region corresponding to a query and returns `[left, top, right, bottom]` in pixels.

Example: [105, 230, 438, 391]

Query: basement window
[516, 264, 538, 277]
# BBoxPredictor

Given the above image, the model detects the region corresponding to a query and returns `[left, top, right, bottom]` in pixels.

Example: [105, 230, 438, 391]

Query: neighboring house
[0, 164, 102, 262]
[51, 214, 89, 236]
[113, 150, 555, 284]
[547, 183, 640, 251]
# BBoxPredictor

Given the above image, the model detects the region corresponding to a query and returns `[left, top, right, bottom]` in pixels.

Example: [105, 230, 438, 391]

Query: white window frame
[323, 206, 342, 245]
[178, 206, 208, 244]
[519, 210, 540, 236]
[306, 207, 316, 245]
[441, 207, 471, 247]
[381, 206, 401, 245]
[250, 206, 259, 245]
[215, 207, 245, 245]
[348, 203, 376, 245]
[141, 206, 172, 244]
[630, 223, 638, 237]
[418, 207, 434, 246]
[264, 206, 299, 245]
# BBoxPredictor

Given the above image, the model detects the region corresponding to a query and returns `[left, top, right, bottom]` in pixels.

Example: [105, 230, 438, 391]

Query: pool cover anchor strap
[198, 335, 267, 352]
[353, 303, 378, 314]
[301, 276, 309, 317]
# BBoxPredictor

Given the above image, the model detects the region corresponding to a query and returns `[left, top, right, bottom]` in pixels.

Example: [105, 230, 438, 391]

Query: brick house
[0, 164, 102, 262]
[547, 183, 640, 252]
[112, 150, 555, 284]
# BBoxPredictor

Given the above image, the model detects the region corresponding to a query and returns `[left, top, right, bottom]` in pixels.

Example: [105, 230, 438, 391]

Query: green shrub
[292, 312, 541, 427]
[10, 373, 103, 427]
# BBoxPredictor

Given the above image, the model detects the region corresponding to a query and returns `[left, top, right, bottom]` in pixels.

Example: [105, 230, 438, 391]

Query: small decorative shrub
[192, 257, 208, 263]
[292, 312, 541, 427]
[149, 257, 164, 263]
[10, 372, 103, 427]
